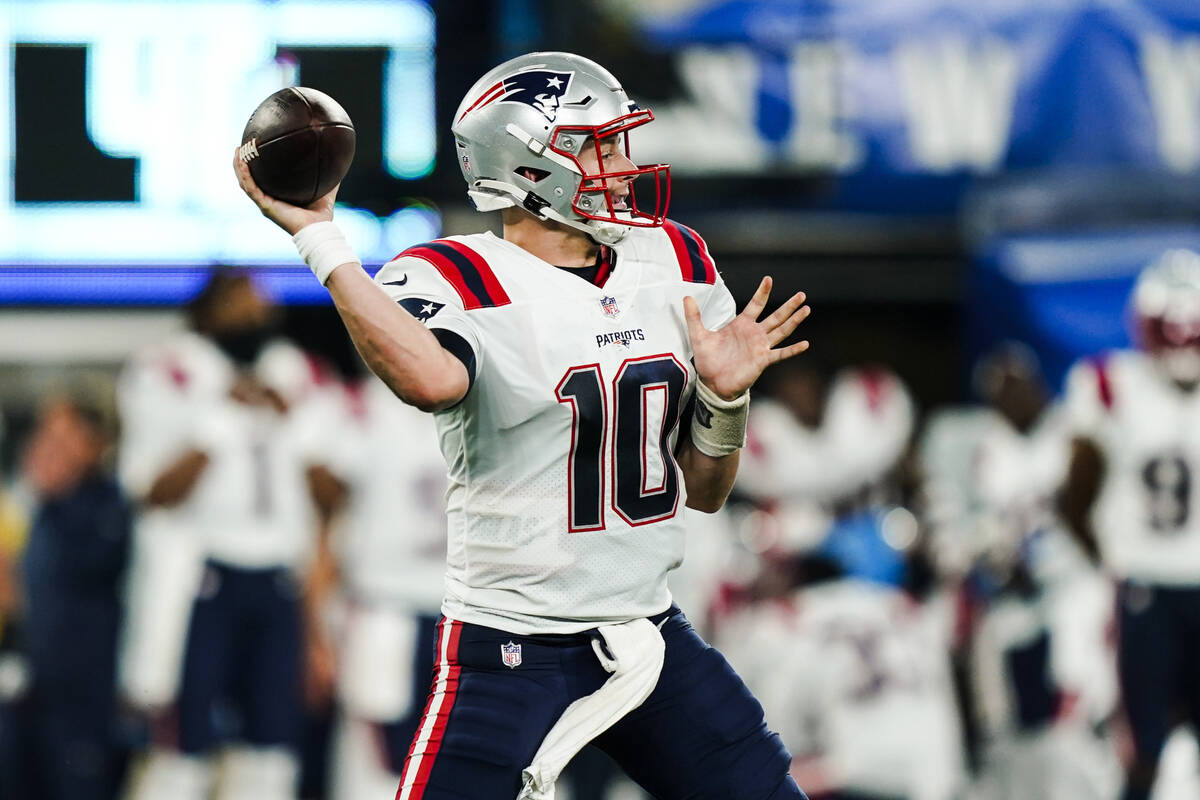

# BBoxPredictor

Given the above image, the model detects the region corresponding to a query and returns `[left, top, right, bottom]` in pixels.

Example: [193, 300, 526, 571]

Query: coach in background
[10, 393, 132, 800]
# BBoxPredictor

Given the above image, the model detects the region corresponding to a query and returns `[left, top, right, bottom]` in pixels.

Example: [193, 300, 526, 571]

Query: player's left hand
[683, 276, 809, 400]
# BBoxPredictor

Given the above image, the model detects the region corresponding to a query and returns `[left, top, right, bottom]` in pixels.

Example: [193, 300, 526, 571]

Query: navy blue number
[1143, 455, 1191, 533]
[556, 365, 607, 531]
[557, 356, 687, 530]
[612, 357, 687, 525]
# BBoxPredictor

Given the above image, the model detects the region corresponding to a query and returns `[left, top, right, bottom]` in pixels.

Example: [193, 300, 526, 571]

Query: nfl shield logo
[501, 641, 522, 669]
[600, 295, 620, 319]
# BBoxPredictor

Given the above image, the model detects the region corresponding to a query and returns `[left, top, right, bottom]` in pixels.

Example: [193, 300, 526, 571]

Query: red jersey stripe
[662, 220, 695, 282]
[662, 219, 716, 284]
[676, 221, 717, 284]
[437, 239, 512, 307]
[398, 241, 511, 310]
[1091, 356, 1114, 411]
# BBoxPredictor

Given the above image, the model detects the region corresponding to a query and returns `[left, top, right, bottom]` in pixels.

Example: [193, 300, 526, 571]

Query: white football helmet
[451, 51, 669, 245]
[1133, 248, 1200, 384]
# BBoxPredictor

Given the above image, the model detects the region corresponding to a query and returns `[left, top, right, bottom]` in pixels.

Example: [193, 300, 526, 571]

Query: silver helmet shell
[451, 51, 669, 244]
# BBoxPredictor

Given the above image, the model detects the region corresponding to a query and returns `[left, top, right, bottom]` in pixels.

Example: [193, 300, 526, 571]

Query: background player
[318, 367, 449, 800]
[118, 271, 339, 800]
[920, 344, 1118, 800]
[722, 545, 966, 800]
[236, 51, 812, 799]
[735, 358, 915, 553]
[1061, 250, 1200, 800]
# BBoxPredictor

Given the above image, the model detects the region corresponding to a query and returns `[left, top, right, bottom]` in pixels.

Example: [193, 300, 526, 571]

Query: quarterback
[236, 52, 810, 799]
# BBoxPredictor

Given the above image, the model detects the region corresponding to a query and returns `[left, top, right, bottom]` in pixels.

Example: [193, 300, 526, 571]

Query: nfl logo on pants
[501, 641, 522, 668]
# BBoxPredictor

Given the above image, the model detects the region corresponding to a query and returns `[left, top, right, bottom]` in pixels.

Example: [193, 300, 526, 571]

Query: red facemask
[548, 110, 670, 229]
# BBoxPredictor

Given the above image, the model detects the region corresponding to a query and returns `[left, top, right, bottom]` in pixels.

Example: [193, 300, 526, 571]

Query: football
[238, 87, 356, 206]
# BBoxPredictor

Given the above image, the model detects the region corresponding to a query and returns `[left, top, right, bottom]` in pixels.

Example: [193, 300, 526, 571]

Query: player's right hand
[233, 147, 338, 236]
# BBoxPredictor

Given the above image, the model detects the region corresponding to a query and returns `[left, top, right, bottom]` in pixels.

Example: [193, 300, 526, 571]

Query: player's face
[577, 135, 637, 210]
[1139, 314, 1200, 388]
[23, 400, 104, 496]
[208, 276, 273, 335]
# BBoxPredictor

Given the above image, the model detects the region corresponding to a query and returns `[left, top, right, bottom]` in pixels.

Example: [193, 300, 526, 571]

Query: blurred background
[3, 0, 1200, 798]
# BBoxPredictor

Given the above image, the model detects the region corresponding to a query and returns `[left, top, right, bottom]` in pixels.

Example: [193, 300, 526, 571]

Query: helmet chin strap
[469, 179, 629, 244]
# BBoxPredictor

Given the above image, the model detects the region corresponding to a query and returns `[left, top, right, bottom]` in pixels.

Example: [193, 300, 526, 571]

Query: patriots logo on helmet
[462, 70, 575, 123]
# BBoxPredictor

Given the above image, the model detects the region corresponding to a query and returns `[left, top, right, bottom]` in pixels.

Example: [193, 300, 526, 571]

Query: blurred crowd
[0, 252, 1199, 800]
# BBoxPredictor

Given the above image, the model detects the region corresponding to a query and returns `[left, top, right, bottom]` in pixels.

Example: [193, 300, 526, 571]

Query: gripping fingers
[232, 148, 271, 210]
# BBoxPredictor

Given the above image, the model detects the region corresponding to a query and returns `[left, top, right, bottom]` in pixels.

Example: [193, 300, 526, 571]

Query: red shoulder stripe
[1090, 356, 1114, 411]
[677, 221, 717, 283]
[399, 240, 510, 310]
[662, 219, 716, 284]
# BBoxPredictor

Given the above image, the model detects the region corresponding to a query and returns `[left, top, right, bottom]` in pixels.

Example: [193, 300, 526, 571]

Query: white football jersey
[327, 376, 448, 611]
[1064, 351, 1200, 585]
[920, 406, 1073, 574]
[736, 368, 914, 550]
[723, 581, 964, 800]
[374, 222, 736, 633]
[117, 332, 322, 569]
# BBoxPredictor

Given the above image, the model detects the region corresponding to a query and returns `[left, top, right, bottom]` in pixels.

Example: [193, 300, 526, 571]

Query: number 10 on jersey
[556, 354, 689, 531]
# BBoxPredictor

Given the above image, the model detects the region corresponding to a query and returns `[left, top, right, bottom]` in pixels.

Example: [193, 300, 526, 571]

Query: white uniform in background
[1063, 351, 1200, 800]
[117, 330, 323, 800]
[1064, 352, 1200, 584]
[325, 376, 449, 800]
[666, 506, 738, 639]
[927, 404, 1120, 800]
[374, 226, 736, 634]
[737, 368, 914, 551]
[723, 579, 965, 800]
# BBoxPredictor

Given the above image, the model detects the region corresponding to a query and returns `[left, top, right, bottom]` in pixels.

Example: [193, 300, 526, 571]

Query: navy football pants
[174, 562, 303, 755]
[395, 606, 806, 799]
[1117, 582, 1200, 797]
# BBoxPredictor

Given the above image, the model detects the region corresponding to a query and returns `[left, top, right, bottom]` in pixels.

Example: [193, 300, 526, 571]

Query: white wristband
[690, 380, 749, 458]
[292, 221, 361, 285]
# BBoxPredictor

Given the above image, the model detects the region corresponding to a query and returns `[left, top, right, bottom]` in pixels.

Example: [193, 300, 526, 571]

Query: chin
[1158, 349, 1200, 388]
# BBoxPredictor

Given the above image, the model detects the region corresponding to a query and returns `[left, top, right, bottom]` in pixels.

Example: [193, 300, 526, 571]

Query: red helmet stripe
[458, 81, 505, 122]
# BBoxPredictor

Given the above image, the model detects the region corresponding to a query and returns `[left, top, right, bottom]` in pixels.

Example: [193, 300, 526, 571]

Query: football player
[920, 344, 1118, 800]
[1061, 250, 1200, 800]
[118, 271, 339, 800]
[236, 52, 811, 799]
[719, 546, 966, 800]
[736, 360, 915, 553]
[320, 370, 449, 800]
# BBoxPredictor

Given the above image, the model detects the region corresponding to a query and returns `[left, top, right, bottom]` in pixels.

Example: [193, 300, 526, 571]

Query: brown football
[239, 87, 355, 206]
